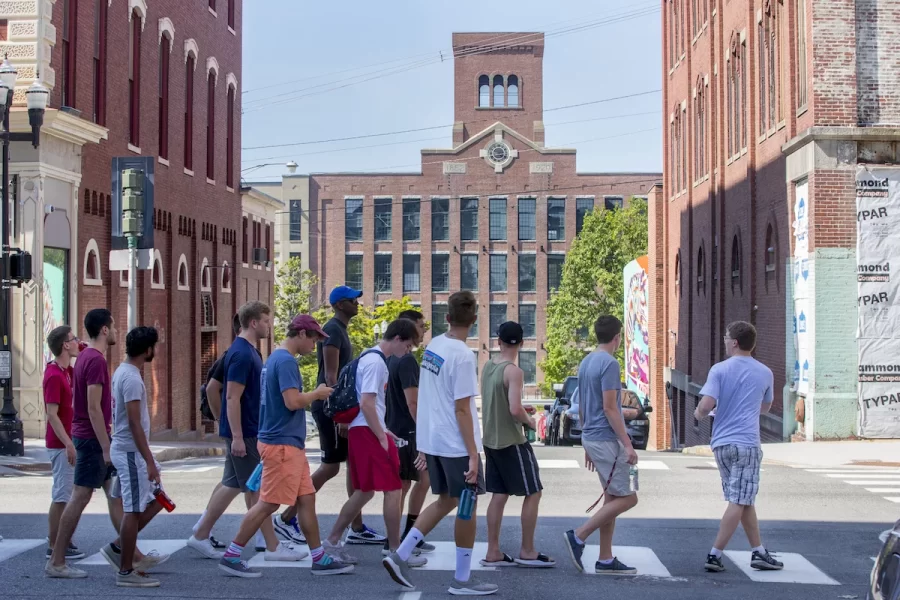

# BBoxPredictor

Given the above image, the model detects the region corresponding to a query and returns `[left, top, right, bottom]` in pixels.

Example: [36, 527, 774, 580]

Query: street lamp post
[0, 56, 50, 456]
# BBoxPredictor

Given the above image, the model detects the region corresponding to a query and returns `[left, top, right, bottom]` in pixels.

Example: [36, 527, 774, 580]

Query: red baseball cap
[289, 314, 328, 338]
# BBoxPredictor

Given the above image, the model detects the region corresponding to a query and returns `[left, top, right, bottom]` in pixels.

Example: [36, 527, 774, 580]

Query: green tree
[367, 297, 430, 362]
[539, 197, 648, 395]
[272, 257, 317, 344]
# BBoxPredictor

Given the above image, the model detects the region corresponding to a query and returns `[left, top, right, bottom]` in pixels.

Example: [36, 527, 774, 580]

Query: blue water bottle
[457, 484, 476, 520]
[246, 463, 263, 492]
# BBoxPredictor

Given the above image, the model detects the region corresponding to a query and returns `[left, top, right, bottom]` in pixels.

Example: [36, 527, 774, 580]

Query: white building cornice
[9, 108, 109, 146]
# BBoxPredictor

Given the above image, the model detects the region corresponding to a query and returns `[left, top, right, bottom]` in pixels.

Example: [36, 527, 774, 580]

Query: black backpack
[324, 349, 387, 424]
[199, 353, 225, 421]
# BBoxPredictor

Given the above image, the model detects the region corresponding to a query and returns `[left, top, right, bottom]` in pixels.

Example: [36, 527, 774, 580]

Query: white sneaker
[323, 540, 358, 565]
[187, 535, 225, 559]
[264, 541, 309, 562]
[407, 553, 428, 568]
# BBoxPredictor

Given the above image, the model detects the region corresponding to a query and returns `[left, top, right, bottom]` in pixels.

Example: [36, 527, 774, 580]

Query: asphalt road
[0, 441, 888, 599]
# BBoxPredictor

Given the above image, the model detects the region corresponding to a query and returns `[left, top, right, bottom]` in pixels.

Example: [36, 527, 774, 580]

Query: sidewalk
[0, 439, 224, 476]
[682, 439, 900, 468]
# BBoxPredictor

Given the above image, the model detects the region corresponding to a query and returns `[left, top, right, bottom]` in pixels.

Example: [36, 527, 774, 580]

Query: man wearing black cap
[481, 322, 554, 568]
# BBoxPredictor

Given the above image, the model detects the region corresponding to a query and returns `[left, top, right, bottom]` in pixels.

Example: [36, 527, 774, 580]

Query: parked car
[868, 523, 900, 599]
[543, 378, 652, 449]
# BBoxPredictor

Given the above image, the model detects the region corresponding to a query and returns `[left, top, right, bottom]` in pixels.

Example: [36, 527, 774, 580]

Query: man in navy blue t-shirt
[189, 302, 294, 561]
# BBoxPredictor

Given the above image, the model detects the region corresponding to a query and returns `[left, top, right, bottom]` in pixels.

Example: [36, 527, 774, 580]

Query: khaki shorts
[49, 448, 74, 503]
[583, 439, 635, 497]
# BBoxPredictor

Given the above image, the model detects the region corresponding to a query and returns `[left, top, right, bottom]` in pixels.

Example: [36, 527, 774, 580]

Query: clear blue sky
[240, 1, 662, 182]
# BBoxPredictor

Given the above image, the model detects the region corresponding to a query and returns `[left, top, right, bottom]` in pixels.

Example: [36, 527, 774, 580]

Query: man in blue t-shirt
[694, 321, 783, 574]
[190, 302, 295, 561]
[219, 314, 354, 578]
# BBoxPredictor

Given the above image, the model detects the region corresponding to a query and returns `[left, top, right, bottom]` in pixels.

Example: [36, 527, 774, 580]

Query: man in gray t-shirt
[109, 327, 169, 587]
[563, 316, 641, 576]
[694, 321, 782, 575]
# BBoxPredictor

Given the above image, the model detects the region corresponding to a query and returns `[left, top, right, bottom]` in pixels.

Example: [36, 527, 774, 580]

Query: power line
[241, 90, 661, 152]
[241, 6, 660, 114]
[240, 110, 660, 168]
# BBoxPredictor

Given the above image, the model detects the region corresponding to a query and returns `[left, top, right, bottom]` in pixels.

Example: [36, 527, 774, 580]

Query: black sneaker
[751, 549, 783, 571]
[594, 557, 637, 575]
[705, 554, 725, 572]
[563, 530, 585, 573]
[45, 546, 86, 560]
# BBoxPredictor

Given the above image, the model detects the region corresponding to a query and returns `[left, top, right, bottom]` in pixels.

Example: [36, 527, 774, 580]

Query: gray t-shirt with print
[577, 350, 622, 442]
[110, 362, 149, 453]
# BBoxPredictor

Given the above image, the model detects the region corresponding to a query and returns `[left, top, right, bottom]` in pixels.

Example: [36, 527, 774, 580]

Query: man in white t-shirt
[323, 319, 422, 565]
[383, 291, 498, 597]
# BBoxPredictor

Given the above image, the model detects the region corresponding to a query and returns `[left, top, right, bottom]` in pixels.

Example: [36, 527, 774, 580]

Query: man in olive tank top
[480, 322, 555, 568]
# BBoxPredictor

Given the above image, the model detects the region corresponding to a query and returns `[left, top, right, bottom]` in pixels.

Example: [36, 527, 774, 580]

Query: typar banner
[856, 167, 900, 438]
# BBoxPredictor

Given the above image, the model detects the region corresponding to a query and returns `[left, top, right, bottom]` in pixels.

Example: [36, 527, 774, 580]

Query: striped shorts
[713, 445, 762, 506]
[484, 442, 543, 497]
[111, 450, 161, 514]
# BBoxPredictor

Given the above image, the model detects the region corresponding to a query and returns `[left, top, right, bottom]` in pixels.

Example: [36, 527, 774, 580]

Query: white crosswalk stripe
[0, 536, 852, 584]
[801, 466, 900, 504]
[638, 460, 670, 471]
[722, 552, 839, 585]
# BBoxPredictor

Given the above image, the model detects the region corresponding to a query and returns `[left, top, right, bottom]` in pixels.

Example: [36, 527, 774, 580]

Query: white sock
[710, 548, 723, 558]
[397, 528, 424, 561]
[598, 558, 614, 565]
[455, 546, 473, 582]
[752, 545, 766, 554]
[574, 532, 585, 546]
[192, 510, 207, 536]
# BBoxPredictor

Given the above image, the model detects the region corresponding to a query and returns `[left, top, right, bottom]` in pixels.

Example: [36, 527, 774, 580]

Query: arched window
[507, 75, 519, 107]
[150, 249, 164, 289]
[200, 258, 211, 291]
[83, 239, 102, 286]
[226, 83, 235, 188]
[674, 251, 681, 297]
[696, 245, 705, 295]
[221, 261, 231, 292]
[184, 48, 196, 171]
[493, 75, 504, 107]
[478, 75, 490, 107]
[158, 29, 172, 160]
[206, 70, 216, 180]
[129, 8, 142, 147]
[731, 234, 741, 292]
[765, 224, 777, 274]
[177, 254, 189, 291]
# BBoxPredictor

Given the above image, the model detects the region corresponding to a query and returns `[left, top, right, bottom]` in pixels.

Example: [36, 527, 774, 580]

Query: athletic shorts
[347, 427, 401, 492]
[484, 442, 543, 497]
[311, 400, 348, 464]
[111, 449, 161, 514]
[72, 437, 116, 490]
[714, 444, 762, 506]
[583, 439, 635, 497]
[222, 437, 260, 491]
[397, 432, 421, 482]
[425, 454, 485, 498]
[259, 442, 315, 506]
[48, 448, 74, 503]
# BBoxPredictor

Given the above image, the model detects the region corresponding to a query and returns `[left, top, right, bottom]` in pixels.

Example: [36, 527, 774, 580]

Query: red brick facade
[307, 33, 661, 390]
[51, 0, 264, 437]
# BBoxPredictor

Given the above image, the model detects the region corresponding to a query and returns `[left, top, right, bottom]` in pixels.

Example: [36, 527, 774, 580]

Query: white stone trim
[158, 18, 175, 47]
[206, 57, 220, 85]
[83, 239, 102, 287]
[128, 0, 148, 28]
[158, 157, 169, 167]
[220, 261, 232, 293]
[226, 72, 238, 92]
[176, 254, 189, 291]
[150, 249, 165, 290]
[184, 39, 199, 66]
[200, 257, 211, 292]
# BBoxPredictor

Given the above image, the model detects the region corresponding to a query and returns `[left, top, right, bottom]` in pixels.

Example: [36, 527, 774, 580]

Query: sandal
[515, 553, 557, 568]
[479, 552, 518, 567]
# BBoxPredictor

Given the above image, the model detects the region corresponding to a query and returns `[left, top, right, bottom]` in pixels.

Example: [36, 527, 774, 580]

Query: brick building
[301, 33, 660, 391]
[2, 0, 265, 440]
[649, 0, 900, 449]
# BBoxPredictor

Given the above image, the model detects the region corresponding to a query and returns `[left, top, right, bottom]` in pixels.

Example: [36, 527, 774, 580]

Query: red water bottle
[153, 484, 176, 512]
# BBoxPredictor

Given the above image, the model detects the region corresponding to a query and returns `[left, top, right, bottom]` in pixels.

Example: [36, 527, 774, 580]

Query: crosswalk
[793, 465, 900, 504]
[0, 536, 842, 585]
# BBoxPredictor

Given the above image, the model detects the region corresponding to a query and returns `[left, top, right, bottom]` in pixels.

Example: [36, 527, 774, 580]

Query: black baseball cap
[497, 321, 524, 345]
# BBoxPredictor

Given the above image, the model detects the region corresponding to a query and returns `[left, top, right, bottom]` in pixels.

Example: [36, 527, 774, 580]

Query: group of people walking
[39, 283, 783, 595]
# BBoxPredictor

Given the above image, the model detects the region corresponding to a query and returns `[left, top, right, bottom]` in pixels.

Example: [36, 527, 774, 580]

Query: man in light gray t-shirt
[111, 363, 149, 454]
[578, 350, 622, 442]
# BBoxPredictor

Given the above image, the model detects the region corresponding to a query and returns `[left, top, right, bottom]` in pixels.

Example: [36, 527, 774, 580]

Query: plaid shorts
[713, 445, 762, 506]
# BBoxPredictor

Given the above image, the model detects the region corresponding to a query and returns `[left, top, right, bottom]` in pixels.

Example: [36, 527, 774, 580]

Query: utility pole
[121, 168, 144, 331]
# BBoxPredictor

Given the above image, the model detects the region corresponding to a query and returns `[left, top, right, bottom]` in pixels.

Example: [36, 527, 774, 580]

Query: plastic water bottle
[246, 463, 263, 492]
[153, 484, 176, 513]
[457, 484, 476, 520]
[395, 438, 408, 448]
[629, 465, 639, 492]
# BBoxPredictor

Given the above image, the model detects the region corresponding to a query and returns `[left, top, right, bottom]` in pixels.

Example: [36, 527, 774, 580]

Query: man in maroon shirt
[46, 309, 166, 578]
[43, 325, 84, 560]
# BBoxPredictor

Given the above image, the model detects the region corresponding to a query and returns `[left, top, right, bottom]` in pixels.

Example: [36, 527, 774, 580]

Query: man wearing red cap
[219, 315, 353, 578]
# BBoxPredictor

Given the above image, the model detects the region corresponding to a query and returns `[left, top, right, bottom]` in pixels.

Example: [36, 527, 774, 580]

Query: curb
[680, 446, 713, 457]
[152, 446, 225, 463]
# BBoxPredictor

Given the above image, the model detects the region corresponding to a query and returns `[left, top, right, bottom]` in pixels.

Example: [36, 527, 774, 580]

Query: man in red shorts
[322, 319, 425, 565]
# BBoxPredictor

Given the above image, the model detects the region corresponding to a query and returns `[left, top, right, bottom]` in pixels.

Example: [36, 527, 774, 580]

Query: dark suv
[543, 377, 652, 449]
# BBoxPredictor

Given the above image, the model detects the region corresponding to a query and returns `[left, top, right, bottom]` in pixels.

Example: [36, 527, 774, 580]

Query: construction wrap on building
[856, 167, 900, 438]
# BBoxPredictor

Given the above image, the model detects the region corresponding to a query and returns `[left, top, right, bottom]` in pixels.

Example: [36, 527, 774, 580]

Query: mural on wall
[42, 248, 68, 364]
[624, 255, 650, 402]
[856, 167, 900, 438]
